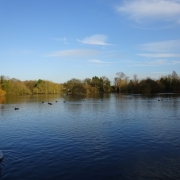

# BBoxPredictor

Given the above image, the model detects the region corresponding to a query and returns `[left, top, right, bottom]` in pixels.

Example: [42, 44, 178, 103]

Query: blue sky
[1, 0, 180, 83]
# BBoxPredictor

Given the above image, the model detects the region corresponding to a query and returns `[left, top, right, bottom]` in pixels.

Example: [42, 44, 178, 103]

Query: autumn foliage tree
[63, 78, 86, 95]
[0, 71, 179, 95]
[0, 76, 63, 95]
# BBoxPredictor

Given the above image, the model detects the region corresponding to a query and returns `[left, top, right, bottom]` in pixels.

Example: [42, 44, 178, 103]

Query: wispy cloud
[51, 37, 68, 44]
[88, 59, 111, 64]
[130, 24, 177, 30]
[116, 0, 180, 23]
[46, 49, 99, 57]
[128, 59, 180, 66]
[88, 59, 116, 67]
[77, 34, 111, 46]
[139, 40, 180, 52]
[138, 53, 180, 58]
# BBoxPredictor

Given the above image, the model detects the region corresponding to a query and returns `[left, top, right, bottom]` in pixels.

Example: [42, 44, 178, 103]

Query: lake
[0, 94, 180, 180]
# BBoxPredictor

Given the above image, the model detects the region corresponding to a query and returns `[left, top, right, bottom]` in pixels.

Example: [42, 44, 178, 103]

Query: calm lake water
[0, 94, 180, 180]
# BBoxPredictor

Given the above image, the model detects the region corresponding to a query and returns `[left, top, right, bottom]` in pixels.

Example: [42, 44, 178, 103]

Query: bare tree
[133, 74, 138, 84]
[115, 72, 125, 92]
[125, 76, 129, 93]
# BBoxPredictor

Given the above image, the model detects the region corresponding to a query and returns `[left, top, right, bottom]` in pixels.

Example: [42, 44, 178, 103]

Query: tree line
[0, 76, 63, 96]
[111, 71, 180, 94]
[0, 71, 180, 96]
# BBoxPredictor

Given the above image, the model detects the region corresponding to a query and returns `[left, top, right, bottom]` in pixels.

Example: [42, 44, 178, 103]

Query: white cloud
[88, 59, 116, 67]
[139, 40, 180, 52]
[88, 59, 117, 64]
[88, 59, 109, 64]
[51, 37, 68, 44]
[116, 0, 180, 23]
[47, 49, 99, 57]
[138, 53, 180, 58]
[77, 34, 111, 46]
[138, 40, 180, 60]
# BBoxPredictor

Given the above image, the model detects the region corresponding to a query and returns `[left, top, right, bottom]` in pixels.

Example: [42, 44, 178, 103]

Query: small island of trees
[0, 71, 180, 96]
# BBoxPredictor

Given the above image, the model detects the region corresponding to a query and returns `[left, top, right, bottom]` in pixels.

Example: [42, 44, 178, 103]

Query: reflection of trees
[0, 94, 62, 104]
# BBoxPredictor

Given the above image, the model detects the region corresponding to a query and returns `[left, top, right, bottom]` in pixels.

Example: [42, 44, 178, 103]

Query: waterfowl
[0, 150, 3, 160]
[48, 103, 52, 105]
[55, 101, 58, 102]
[42, 101, 44, 103]
[15, 108, 19, 110]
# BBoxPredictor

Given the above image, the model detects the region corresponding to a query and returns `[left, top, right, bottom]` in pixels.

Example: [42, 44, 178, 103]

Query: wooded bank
[0, 71, 180, 96]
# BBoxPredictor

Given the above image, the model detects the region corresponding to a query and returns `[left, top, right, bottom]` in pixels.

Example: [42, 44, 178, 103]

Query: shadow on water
[0, 93, 112, 105]
[63, 93, 111, 102]
[0, 94, 63, 104]
[0, 153, 3, 179]
[0, 166, 2, 179]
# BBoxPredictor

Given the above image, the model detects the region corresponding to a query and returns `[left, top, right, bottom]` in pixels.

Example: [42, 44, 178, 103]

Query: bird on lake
[55, 101, 58, 102]
[0, 150, 3, 160]
[48, 103, 52, 105]
[42, 101, 44, 103]
[15, 108, 19, 110]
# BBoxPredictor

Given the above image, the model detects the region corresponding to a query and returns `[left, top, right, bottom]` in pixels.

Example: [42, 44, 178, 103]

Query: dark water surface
[0, 94, 180, 180]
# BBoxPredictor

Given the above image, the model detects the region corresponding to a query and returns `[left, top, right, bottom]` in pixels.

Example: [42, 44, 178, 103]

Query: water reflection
[0, 94, 180, 179]
[0, 94, 62, 104]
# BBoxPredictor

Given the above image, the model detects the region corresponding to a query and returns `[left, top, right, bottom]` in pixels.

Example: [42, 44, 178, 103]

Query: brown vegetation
[0, 88, 6, 96]
[0, 71, 180, 95]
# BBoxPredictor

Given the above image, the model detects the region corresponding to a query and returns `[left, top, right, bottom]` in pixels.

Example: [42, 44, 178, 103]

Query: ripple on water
[0, 94, 180, 179]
